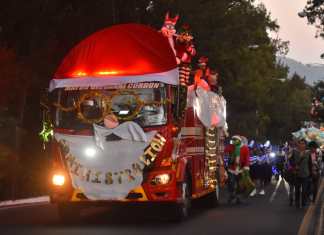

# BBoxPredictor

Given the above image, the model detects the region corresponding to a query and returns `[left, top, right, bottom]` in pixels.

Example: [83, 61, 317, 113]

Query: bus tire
[174, 178, 192, 221]
[57, 203, 81, 224]
[205, 183, 220, 208]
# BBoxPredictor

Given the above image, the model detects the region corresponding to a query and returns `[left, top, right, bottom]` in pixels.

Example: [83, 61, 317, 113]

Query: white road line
[270, 175, 282, 203]
[283, 178, 290, 199]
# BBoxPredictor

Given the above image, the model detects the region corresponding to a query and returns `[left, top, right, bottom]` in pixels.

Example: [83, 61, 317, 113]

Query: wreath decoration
[75, 91, 111, 124]
[53, 102, 76, 112]
[109, 90, 144, 121]
[52, 89, 171, 124]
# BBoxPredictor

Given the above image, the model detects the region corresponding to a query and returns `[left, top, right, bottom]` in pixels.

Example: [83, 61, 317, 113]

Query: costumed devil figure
[160, 12, 179, 58]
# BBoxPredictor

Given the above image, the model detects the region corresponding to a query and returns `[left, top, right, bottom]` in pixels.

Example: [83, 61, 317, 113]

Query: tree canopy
[299, 0, 324, 58]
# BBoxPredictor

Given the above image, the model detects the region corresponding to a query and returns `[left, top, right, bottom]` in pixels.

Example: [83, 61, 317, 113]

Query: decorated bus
[46, 23, 227, 221]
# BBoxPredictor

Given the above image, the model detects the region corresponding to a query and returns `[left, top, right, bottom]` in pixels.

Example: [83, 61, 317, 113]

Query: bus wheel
[174, 179, 191, 221]
[57, 203, 81, 224]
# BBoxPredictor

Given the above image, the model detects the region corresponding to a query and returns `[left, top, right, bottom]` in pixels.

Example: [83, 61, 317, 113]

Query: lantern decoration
[204, 127, 226, 188]
[204, 127, 217, 188]
[175, 24, 196, 86]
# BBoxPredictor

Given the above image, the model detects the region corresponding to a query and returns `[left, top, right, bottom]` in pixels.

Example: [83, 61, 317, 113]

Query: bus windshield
[52, 83, 168, 130]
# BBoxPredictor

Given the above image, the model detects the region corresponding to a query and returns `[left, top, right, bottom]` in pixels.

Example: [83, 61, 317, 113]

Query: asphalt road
[0, 177, 322, 235]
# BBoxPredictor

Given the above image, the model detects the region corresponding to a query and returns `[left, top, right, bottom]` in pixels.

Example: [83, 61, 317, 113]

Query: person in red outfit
[225, 135, 251, 204]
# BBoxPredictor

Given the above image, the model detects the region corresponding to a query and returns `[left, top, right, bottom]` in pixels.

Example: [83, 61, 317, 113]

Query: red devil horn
[174, 14, 179, 22]
[165, 12, 170, 21]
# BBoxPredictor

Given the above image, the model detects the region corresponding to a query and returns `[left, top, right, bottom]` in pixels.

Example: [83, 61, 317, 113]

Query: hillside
[277, 57, 324, 85]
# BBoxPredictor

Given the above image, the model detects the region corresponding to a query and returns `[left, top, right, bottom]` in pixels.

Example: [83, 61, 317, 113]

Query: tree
[313, 80, 324, 98]
[299, 0, 324, 39]
[299, 0, 324, 58]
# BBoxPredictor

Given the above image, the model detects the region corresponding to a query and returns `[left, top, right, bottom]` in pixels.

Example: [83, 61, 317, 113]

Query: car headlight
[151, 174, 171, 185]
[52, 174, 65, 186]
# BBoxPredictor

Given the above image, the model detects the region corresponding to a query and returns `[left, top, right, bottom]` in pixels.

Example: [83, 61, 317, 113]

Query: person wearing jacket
[308, 141, 321, 203]
[292, 139, 312, 208]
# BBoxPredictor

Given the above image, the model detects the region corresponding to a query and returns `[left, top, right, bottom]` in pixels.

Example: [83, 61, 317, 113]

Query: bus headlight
[52, 174, 65, 186]
[151, 174, 171, 185]
[84, 147, 97, 158]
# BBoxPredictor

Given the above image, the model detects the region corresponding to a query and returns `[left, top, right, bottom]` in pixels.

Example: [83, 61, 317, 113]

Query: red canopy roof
[53, 23, 177, 79]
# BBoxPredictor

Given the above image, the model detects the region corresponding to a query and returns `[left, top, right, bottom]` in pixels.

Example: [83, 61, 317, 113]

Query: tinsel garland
[39, 120, 54, 142]
[53, 89, 171, 124]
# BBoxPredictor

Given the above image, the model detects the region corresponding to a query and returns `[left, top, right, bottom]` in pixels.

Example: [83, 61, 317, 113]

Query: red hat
[198, 56, 208, 64]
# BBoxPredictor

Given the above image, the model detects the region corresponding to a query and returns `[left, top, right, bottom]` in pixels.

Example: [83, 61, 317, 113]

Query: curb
[0, 196, 50, 208]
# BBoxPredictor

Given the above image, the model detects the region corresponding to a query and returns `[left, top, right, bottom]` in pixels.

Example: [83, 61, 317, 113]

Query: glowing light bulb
[84, 147, 96, 158]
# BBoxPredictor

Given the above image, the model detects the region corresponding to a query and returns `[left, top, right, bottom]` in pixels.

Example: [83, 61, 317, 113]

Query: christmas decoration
[53, 89, 171, 124]
[76, 91, 111, 124]
[39, 120, 53, 143]
[160, 12, 179, 57]
[176, 24, 196, 86]
[204, 127, 218, 188]
[56, 131, 166, 199]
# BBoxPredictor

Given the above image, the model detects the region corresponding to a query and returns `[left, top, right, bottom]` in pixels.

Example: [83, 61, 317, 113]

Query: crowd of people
[223, 135, 324, 208]
[280, 139, 323, 207]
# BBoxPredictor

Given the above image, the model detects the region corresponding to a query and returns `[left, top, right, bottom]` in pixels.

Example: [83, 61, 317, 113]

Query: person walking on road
[308, 141, 321, 203]
[250, 149, 271, 196]
[282, 142, 296, 206]
[225, 135, 251, 204]
[292, 139, 312, 208]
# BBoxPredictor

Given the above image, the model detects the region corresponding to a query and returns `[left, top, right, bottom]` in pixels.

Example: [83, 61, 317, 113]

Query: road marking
[283, 179, 290, 198]
[270, 175, 282, 203]
[298, 179, 324, 235]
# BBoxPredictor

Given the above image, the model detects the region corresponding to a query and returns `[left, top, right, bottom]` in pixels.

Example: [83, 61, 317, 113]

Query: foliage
[299, 0, 324, 58]
[299, 0, 324, 39]
[313, 80, 324, 98]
